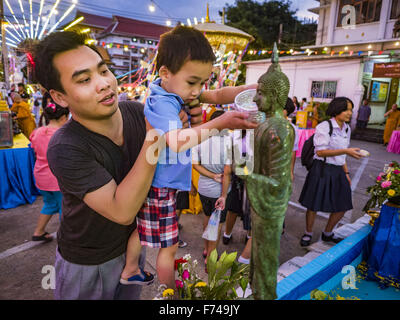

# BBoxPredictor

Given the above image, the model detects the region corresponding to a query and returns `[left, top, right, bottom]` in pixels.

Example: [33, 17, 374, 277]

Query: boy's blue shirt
[144, 78, 192, 191]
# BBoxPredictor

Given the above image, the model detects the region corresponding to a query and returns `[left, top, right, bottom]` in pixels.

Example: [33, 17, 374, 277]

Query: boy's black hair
[326, 97, 354, 117]
[156, 25, 216, 74]
[284, 97, 295, 116]
[33, 31, 103, 93]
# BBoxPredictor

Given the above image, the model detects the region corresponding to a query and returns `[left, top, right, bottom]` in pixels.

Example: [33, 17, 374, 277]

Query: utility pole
[129, 49, 132, 84]
[0, 0, 10, 90]
[278, 23, 283, 45]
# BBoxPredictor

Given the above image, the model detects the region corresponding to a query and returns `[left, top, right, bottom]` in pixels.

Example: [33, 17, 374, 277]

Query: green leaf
[215, 252, 237, 281]
[207, 249, 218, 285]
[240, 276, 249, 294]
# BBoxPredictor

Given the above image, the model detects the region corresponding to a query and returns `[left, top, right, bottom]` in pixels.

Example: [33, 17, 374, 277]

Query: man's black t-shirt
[47, 101, 146, 265]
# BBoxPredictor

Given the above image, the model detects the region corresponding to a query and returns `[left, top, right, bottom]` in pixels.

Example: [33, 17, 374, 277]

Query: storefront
[362, 57, 400, 126]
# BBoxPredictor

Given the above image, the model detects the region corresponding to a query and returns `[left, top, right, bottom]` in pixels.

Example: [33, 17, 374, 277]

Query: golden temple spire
[206, 3, 210, 23]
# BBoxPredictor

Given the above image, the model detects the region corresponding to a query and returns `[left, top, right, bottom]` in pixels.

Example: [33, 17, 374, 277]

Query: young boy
[120, 26, 258, 289]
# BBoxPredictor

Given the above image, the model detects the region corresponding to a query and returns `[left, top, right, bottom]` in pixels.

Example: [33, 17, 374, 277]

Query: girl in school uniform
[299, 97, 362, 247]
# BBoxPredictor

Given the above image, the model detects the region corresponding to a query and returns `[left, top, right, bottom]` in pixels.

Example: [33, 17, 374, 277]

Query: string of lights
[0, 0, 78, 49]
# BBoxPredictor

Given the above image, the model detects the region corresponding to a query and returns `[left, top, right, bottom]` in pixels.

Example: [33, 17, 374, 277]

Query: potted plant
[363, 161, 400, 212]
[155, 250, 250, 300]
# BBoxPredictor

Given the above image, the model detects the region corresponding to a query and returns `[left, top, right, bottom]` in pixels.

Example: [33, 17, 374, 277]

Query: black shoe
[300, 234, 312, 247]
[120, 269, 154, 286]
[321, 233, 343, 244]
[222, 234, 232, 245]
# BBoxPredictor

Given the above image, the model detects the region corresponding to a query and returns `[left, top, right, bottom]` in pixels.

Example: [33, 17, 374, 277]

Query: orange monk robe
[384, 110, 400, 144]
[11, 101, 36, 139]
[182, 168, 203, 215]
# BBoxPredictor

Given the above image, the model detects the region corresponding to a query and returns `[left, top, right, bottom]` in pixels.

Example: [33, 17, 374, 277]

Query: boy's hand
[217, 111, 259, 130]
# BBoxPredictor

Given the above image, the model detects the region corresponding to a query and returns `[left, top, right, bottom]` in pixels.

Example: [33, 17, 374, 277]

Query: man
[17, 83, 30, 102]
[356, 99, 371, 129]
[31, 85, 43, 125]
[33, 31, 256, 300]
[7, 83, 16, 107]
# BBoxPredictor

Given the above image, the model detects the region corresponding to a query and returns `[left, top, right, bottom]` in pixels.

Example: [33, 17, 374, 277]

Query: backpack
[301, 120, 334, 171]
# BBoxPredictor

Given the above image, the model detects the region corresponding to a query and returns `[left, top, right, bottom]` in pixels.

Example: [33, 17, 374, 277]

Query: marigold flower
[162, 288, 174, 297]
[388, 189, 396, 197]
[195, 282, 207, 288]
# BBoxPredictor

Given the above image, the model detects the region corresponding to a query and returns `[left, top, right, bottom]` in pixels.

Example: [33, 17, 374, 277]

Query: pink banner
[296, 128, 316, 158]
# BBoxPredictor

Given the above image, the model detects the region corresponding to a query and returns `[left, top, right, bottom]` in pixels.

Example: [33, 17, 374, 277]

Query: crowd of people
[2, 25, 382, 300]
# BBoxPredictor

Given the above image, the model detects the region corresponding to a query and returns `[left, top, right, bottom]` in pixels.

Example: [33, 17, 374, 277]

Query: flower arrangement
[363, 161, 400, 212]
[310, 289, 360, 300]
[155, 249, 250, 300]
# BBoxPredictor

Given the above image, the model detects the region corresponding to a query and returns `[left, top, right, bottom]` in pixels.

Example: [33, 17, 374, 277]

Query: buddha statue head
[253, 43, 290, 116]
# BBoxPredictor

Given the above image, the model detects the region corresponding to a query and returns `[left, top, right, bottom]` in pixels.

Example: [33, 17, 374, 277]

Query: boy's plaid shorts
[136, 186, 178, 248]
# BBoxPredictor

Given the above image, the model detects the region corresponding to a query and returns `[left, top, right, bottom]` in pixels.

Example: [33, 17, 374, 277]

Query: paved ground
[0, 139, 398, 300]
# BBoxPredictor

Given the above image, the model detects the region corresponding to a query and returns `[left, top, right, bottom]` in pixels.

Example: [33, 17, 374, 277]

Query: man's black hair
[156, 25, 216, 74]
[33, 31, 103, 93]
[326, 97, 354, 117]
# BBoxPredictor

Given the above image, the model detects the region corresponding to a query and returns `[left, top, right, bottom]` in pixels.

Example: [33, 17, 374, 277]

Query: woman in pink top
[30, 101, 69, 242]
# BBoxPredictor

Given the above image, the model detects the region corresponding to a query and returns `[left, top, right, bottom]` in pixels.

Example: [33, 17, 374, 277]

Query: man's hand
[215, 196, 226, 211]
[188, 99, 203, 127]
[179, 109, 190, 129]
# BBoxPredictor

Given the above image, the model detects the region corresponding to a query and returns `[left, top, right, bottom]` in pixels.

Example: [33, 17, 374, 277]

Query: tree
[222, 0, 317, 53]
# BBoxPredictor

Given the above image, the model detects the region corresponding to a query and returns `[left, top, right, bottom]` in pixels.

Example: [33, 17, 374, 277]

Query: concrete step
[351, 128, 384, 144]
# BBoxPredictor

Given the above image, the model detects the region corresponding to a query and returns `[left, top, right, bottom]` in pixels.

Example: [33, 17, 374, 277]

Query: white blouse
[313, 118, 351, 166]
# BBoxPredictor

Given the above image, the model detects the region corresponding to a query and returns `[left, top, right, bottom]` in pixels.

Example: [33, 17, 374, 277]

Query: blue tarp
[0, 146, 40, 209]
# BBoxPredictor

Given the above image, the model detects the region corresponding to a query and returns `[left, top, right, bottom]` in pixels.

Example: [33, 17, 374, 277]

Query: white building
[97, 16, 170, 78]
[244, 0, 400, 130]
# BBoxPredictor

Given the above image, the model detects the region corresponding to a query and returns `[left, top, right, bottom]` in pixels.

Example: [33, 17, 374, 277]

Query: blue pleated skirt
[299, 160, 353, 213]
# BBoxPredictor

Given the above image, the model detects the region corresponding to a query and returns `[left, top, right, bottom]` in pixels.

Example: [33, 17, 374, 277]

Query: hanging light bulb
[148, 1, 155, 12]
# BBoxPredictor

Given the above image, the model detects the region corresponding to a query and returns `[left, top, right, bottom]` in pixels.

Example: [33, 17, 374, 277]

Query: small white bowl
[359, 149, 370, 157]
[234, 89, 258, 113]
